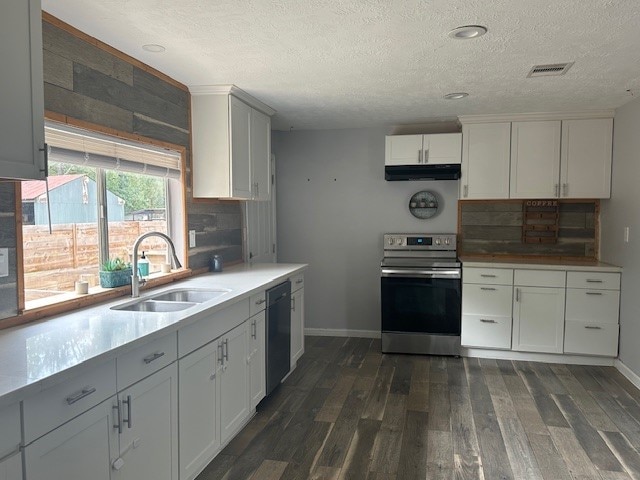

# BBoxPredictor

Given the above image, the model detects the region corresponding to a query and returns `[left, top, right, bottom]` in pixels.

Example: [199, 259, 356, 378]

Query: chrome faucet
[131, 231, 182, 297]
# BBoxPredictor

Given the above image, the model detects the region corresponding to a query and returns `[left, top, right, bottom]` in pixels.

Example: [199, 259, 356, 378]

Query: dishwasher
[266, 281, 291, 396]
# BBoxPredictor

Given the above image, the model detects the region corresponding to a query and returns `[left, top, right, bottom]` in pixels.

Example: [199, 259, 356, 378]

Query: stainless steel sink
[113, 300, 197, 312]
[150, 288, 230, 303]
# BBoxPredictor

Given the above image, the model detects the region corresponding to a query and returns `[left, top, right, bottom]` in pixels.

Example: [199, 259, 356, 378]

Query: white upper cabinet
[510, 121, 562, 199]
[460, 123, 511, 199]
[560, 118, 613, 199]
[190, 85, 275, 199]
[385, 133, 461, 166]
[0, 0, 46, 180]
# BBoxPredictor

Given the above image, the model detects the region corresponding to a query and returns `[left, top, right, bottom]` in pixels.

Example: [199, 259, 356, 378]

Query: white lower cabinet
[0, 453, 22, 480]
[248, 311, 266, 410]
[512, 285, 566, 353]
[291, 287, 305, 368]
[24, 398, 118, 480]
[1, 402, 23, 480]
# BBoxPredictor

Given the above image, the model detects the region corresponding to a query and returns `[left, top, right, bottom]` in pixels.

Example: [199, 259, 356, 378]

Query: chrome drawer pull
[480, 287, 496, 291]
[585, 292, 603, 296]
[66, 386, 96, 405]
[480, 319, 497, 324]
[143, 352, 165, 364]
[586, 279, 603, 283]
[296, 279, 303, 284]
[585, 326, 602, 330]
[255, 298, 266, 305]
[480, 274, 496, 278]
[0, 446, 21, 464]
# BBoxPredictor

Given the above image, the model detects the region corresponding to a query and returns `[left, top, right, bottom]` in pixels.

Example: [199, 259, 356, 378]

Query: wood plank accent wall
[458, 200, 598, 259]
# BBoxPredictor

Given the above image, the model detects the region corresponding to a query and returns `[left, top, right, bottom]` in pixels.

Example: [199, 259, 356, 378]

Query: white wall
[601, 96, 640, 378]
[273, 127, 459, 334]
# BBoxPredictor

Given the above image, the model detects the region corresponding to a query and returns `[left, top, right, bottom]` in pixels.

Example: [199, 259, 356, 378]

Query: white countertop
[0, 263, 307, 407]
[459, 256, 622, 273]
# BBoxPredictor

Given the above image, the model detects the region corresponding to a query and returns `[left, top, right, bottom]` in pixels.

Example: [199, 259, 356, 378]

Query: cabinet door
[510, 121, 561, 199]
[0, 0, 45, 180]
[512, 286, 565, 353]
[0, 453, 21, 480]
[291, 288, 305, 368]
[460, 123, 511, 199]
[249, 311, 266, 410]
[424, 133, 462, 165]
[178, 341, 220, 480]
[385, 135, 423, 165]
[560, 118, 613, 199]
[219, 322, 250, 445]
[115, 364, 178, 480]
[24, 399, 118, 480]
[251, 109, 271, 200]
[229, 96, 252, 199]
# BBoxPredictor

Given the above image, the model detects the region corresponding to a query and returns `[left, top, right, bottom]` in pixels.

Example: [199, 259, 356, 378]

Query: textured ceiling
[42, 0, 640, 130]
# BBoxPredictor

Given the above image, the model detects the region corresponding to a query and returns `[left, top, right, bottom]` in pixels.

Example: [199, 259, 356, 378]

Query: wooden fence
[23, 221, 168, 297]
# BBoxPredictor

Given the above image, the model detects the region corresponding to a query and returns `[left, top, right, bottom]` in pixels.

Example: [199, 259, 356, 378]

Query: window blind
[45, 122, 182, 179]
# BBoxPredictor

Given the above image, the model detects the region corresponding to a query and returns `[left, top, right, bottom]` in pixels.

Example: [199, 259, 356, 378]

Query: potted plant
[99, 257, 133, 288]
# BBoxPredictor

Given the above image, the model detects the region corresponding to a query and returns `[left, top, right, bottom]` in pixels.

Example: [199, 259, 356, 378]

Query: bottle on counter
[138, 251, 150, 277]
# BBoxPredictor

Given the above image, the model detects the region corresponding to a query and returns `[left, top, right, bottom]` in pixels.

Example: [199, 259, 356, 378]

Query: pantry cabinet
[385, 133, 462, 165]
[190, 86, 275, 199]
[0, 0, 46, 180]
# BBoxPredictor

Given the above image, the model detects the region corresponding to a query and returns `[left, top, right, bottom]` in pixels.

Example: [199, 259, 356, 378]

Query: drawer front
[514, 269, 566, 288]
[0, 402, 21, 456]
[462, 314, 512, 350]
[567, 271, 620, 290]
[117, 333, 177, 390]
[249, 291, 267, 317]
[179, 299, 250, 357]
[462, 284, 512, 316]
[463, 268, 513, 286]
[290, 273, 304, 292]
[23, 359, 116, 444]
[565, 289, 620, 324]
[564, 321, 619, 357]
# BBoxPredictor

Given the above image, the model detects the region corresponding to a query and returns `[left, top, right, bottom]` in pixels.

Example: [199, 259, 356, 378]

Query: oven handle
[381, 269, 461, 279]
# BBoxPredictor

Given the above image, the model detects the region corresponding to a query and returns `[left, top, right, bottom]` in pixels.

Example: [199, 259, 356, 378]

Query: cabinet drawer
[117, 333, 177, 390]
[564, 321, 619, 357]
[566, 271, 620, 290]
[290, 273, 304, 292]
[463, 268, 513, 285]
[462, 284, 512, 316]
[462, 314, 512, 350]
[249, 291, 266, 317]
[514, 269, 565, 287]
[565, 289, 620, 324]
[179, 299, 250, 357]
[23, 359, 116, 444]
[0, 402, 21, 457]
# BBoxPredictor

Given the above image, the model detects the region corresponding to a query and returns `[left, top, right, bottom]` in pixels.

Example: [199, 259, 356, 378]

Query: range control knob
[445, 238, 451, 245]
[388, 238, 394, 245]
[435, 238, 442, 245]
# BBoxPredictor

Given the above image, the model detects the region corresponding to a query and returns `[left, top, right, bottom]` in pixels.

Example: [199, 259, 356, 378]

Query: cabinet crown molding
[189, 84, 276, 116]
[459, 110, 615, 124]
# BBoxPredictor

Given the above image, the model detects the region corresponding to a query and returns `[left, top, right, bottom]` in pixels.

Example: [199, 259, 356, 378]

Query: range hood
[385, 164, 461, 181]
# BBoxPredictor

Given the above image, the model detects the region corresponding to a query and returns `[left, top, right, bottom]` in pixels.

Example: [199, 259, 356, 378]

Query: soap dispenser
[138, 251, 150, 277]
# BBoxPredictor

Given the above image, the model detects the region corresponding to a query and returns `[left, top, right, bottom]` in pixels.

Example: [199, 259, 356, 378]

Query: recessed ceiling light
[142, 44, 166, 53]
[444, 92, 469, 100]
[448, 25, 487, 39]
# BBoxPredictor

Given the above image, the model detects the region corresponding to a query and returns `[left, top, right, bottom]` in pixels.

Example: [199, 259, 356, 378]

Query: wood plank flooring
[196, 337, 640, 480]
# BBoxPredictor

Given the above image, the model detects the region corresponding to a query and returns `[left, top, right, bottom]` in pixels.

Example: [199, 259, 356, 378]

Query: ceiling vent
[527, 62, 574, 78]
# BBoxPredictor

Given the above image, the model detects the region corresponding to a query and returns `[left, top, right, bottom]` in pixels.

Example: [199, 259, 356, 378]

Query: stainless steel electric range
[381, 233, 461, 356]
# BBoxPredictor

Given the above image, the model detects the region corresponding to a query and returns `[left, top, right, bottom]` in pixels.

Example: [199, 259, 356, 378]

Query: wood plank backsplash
[458, 200, 598, 259]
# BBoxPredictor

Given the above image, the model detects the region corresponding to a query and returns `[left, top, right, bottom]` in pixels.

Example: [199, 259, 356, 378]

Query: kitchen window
[20, 122, 186, 311]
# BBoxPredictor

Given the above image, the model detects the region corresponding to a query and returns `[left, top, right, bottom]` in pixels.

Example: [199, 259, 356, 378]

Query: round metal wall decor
[409, 190, 439, 219]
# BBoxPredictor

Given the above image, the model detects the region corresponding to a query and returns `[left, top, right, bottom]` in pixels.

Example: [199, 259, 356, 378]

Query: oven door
[381, 268, 461, 335]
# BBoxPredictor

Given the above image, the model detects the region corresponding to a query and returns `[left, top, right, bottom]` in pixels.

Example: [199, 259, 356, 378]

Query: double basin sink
[112, 288, 231, 313]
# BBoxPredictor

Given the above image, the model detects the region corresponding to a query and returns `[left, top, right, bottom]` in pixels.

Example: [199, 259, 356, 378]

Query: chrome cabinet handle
[586, 292, 603, 296]
[480, 274, 496, 278]
[562, 183, 568, 196]
[143, 352, 165, 364]
[113, 402, 122, 434]
[223, 339, 229, 362]
[424, 149, 429, 163]
[66, 386, 96, 405]
[123, 395, 132, 428]
[251, 320, 257, 339]
[480, 319, 497, 324]
[0, 445, 21, 464]
[255, 182, 259, 198]
[586, 279, 603, 283]
[292, 297, 296, 311]
[463, 185, 469, 198]
[515, 288, 520, 302]
[418, 149, 422, 163]
[255, 298, 266, 305]
[218, 343, 224, 365]
[296, 279, 303, 285]
[480, 287, 496, 291]
[585, 326, 602, 330]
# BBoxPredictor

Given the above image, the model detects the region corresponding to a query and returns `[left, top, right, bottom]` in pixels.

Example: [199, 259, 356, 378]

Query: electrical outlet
[0, 248, 7, 277]
[624, 226, 630, 243]
[189, 230, 196, 248]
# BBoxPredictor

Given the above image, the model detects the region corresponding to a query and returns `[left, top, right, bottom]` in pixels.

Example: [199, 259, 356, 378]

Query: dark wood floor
[197, 336, 640, 480]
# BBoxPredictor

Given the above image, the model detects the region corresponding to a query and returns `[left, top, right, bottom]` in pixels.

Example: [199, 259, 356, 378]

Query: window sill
[3, 269, 193, 330]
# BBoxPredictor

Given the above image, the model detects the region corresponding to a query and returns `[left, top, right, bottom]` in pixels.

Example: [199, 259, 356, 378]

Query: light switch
[189, 230, 196, 248]
[0, 248, 8, 277]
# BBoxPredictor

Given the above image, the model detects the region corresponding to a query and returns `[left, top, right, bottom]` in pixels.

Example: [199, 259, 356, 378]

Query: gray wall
[601, 96, 640, 378]
[274, 127, 459, 334]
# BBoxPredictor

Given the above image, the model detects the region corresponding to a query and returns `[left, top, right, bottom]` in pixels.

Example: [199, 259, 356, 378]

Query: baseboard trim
[614, 359, 640, 390]
[463, 347, 615, 366]
[304, 328, 381, 339]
